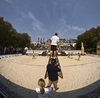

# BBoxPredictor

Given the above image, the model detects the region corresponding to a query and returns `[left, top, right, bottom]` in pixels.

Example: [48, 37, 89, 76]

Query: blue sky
[0, 0, 100, 41]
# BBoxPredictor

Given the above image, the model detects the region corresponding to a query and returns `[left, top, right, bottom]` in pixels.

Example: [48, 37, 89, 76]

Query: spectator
[47, 58, 61, 91]
[36, 78, 53, 98]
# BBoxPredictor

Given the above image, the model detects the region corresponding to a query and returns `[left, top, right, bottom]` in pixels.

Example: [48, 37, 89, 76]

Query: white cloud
[54, 17, 85, 38]
[28, 12, 41, 30]
[58, 17, 85, 32]
[21, 11, 47, 39]
[22, 12, 43, 32]
[71, 26, 85, 31]
[4, 0, 13, 3]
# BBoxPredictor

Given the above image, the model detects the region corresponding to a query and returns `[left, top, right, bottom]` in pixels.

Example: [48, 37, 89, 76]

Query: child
[36, 78, 53, 98]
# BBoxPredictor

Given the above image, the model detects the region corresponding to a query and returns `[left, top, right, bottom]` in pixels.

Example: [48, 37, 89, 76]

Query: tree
[0, 17, 31, 54]
[76, 26, 100, 53]
[0, 17, 17, 47]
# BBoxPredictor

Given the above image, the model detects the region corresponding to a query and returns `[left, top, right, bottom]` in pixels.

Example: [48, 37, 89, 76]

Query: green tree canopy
[0, 17, 31, 48]
[76, 26, 100, 53]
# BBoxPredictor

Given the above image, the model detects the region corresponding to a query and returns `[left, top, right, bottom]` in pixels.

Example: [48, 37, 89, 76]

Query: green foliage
[0, 17, 31, 49]
[76, 26, 100, 53]
[29, 43, 34, 49]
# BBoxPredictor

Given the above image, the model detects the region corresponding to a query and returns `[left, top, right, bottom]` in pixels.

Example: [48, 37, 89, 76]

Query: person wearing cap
[46, 58, 61, 91]
[50, 33, 59, 58]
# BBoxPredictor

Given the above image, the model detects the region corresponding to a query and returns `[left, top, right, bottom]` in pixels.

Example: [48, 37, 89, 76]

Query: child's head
[38, 78, 45, 94]
[38, 78, 45, 87]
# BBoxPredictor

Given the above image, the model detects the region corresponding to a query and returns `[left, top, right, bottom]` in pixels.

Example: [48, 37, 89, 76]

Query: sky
[0, 0, 100, 42]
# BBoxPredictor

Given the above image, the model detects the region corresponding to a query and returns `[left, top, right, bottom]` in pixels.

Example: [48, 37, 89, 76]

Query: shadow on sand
[0, 75, 100, 98]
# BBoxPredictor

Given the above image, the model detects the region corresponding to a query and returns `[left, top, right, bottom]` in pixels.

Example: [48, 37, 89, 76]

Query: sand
[0, 55, 100, 98]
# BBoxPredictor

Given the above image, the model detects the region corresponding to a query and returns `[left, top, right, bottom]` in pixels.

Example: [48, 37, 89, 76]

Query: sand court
[0, 55, 100, 98]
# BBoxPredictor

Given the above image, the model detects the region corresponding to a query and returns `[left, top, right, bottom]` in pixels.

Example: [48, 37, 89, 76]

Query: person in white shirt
[50, 33, 59, 58]
[36, 78, 53, 98]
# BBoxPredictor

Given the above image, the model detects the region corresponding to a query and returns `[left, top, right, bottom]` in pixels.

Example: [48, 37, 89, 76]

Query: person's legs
[52, 46, 57, 58]
[52, 80, 59, 91]
[32, 54, 36, 59]
[50, 45, 53, 57]
[53, 83, 59, 91]
[54, 51, 58, 57]
[47, 80, 52, 87]
[32, 55, 35, 59]
[51, 45, 55, 57]
[50, 50, 53, 57]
